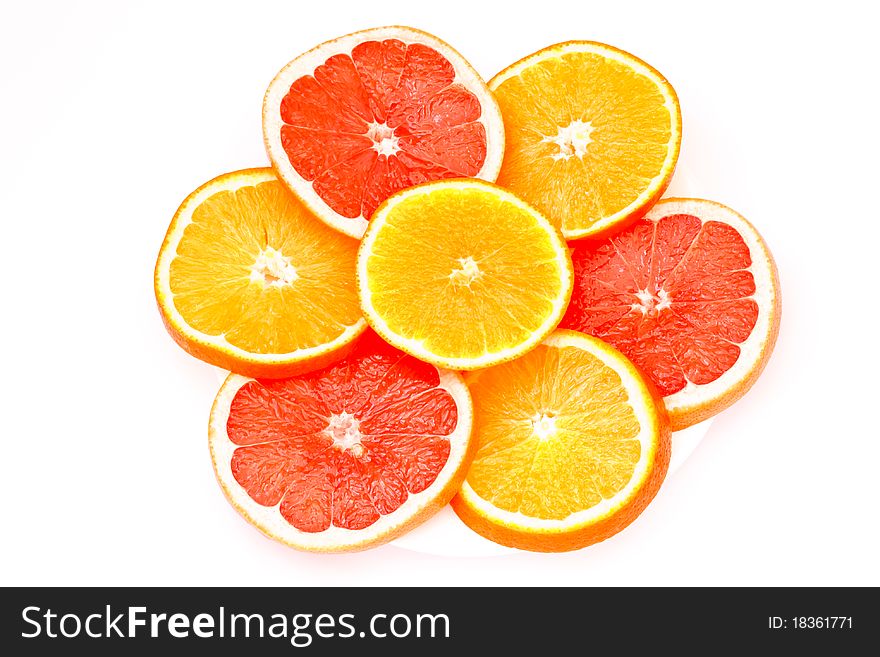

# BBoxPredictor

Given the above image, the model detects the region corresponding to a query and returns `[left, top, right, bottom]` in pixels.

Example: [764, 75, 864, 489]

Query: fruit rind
[489, 40, 682, 240]
[209, 367, 476, 553]
[356, 178, 574, 371]
[644, 198, 781, 430]
[451, 329, 671, 552]
[263, 25, 506, 239]
[154, 168, 367, 379]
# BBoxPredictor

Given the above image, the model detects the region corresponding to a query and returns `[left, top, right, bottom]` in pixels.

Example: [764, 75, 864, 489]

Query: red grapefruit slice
[263, 26, 505, 239]
[560, 198, 780, 430]
[209, 332, 474, 552]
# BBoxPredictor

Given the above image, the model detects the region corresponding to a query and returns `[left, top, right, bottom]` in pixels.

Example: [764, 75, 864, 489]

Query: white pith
[542, 119, 594, 161]
[643, 199, 779, 416]
[531, 413, 557, 441]
[366, 122, 401, 157]
[155, 169, 366, 364]
[448, 256, 482, 287]
[633, 287, 671, 315]
[249, 246, 299, 287]
[209, 368, 473, 552]
[263, 26, 506, 239]
[489, 41, 681, 239]
[457, 330, 659, 532]
[324, 411, 364, 456]
[357, 179, 573, 371]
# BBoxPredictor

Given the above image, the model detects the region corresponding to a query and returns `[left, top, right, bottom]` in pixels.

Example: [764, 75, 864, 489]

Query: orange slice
[560, 198, 781, 430]
[490, 41, 681, 239]
[209, 331, 474, 552]
[452, 330, 671, 552]
[263, 26, 505, 239]
[357, 179, 573, 370]
[154, 168, 366, 378]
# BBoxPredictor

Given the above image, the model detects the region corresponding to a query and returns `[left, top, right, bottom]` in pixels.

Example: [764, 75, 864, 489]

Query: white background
[3, 0, 878, 586]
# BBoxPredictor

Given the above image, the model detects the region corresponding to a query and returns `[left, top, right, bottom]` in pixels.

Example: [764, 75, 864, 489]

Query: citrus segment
[490, 41, 681, 239]
[357, 179, 573, 370]
[560, 198, 780, 430]
[264, 26, 505, 238]
[155, 168, 366, 378]
[452, 330, 670, 552]
[209, 332, 474, 551]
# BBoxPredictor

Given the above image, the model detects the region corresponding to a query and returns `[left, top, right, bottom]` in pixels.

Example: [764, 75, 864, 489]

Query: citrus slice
[263, 25, 505, 239]
[452, 330, 671, 552]
[560, 198, 781, 430]
[489, 41, 681, 239]
[155, 168, 366, 379]
[357, 179, 573, 370]
[209, 331, 474, 552]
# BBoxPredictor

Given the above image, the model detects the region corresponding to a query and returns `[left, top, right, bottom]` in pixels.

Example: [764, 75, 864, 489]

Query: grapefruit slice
[154, 168, 366, 379]
[263, 26, 505, 239]
[560, 198, 781, 430]
[357, 179, 573, 370]
[452, 330, 671, 552]
[209, 331, 474, 552]
[489, 41, 681, 239]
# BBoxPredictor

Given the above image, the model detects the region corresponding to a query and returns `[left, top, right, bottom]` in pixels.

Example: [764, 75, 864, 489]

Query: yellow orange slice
[452, 330, 671, 552]
[155, 168, 366, 378]
[490, 41, 681, 239]
[356, 179, 573, 370]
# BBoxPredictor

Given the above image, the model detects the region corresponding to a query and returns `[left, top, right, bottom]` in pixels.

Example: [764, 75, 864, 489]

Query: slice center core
[531, 412, 558, 441]
[449, 256, 482, 287]
[366, 121, 400, 157]
[633, 288, 672, 315]
[324, 412, 364, 457]
[543, 120, 594, 160]
[250, 247, 299, 287]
